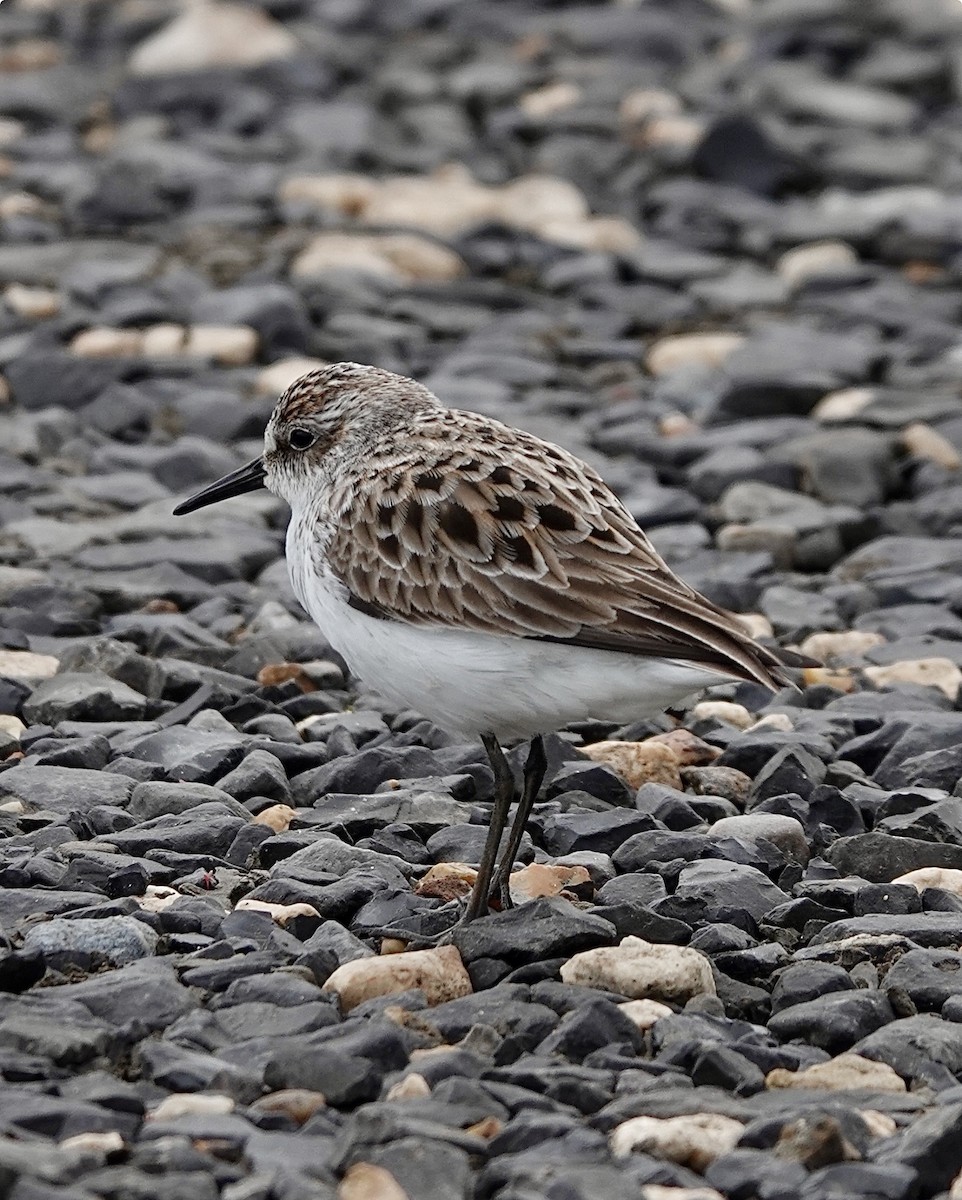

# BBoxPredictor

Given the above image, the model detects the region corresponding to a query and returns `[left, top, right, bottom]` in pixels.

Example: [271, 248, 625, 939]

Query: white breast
[286, 516, 728, 740]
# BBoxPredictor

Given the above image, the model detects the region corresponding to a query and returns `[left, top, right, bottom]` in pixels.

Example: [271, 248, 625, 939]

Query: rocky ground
[2, 0, 962, 1196]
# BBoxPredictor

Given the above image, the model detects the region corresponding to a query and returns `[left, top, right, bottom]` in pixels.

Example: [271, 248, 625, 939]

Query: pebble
[766, 1053, 906, 1092]
[129, 0, 299, 75]
[581, 740, 683, 790]
[322, 945, 472, 1011]
[560, 937, 716, 1003]
[610, 1113, 745, 1169]
[864, 657, 962, 700]
[618, 999, 673, 1031]
[775, 241, 859, 287]
[0, 650, 59, 682]
[645, 333, 744, 377]
[291, 233, 466, 284]
[338, 1163, 410, 1200]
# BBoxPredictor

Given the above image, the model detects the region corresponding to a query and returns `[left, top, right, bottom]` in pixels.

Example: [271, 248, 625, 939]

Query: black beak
[173, 457, 267, 516]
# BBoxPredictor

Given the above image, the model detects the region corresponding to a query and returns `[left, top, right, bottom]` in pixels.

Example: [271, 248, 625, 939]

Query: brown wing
[326, 411, 792, 690]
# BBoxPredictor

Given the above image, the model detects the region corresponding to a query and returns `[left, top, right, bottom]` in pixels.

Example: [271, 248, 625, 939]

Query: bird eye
[289, 427, 316, 451]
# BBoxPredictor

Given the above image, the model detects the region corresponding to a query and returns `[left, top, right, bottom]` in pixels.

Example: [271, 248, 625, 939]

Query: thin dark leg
[463, 732, 516, 923]
[490, 734, 547, 911]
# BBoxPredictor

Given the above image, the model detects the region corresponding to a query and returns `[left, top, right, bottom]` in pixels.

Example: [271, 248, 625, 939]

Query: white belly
[287, 534, 729, 741]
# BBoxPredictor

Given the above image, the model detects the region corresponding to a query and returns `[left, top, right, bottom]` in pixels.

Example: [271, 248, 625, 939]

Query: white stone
[893, 867, 962, 897]
[70, 327, 143, 357]
[0, 650, 58, 682]
[610, 1112, 744, 1169]
[776, 240, 858, 287]
[620, 88, 683, 124]
[642, 1188, 725, 1200]
[745, 713, 794, 734]
[141, 323, 187, 357]
[137, 885, 180, 913]
[561, 937, 715, 1003]
[901, 422, 961, 470]
[291, 232, 465, 283]
[0, 715, 24, 740]
[618, 999, 673, 1031]
[690, 700, 753, 730]
[864, 657, 962, 701]
[800, 629, 886, 663]
[129, 1, 299, 76]
[256, 357, 329, 396]
[385, 1073, 431, 1101]
[338, 1163, 410, 1200]
[812, 387, 874, 423]
[149, 1093, 235, 1121]
[646, 332, 744, 377]
[185, 325, 258, 366]
[322, 944, 472, 1012]
[235, 897, 319, 925]
[859, 1110, 898, 1138]
[4, 283, 61, 319]
[766, 1053, 905, 1093]
[521, 81, 582, 118]
[59, 1131, 125, 1155]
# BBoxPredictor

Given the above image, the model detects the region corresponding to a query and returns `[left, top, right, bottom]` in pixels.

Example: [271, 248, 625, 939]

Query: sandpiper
[175, 363, 795, 925]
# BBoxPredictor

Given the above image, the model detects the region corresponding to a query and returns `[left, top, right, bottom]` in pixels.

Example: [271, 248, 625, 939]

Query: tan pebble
[859, 1110, 897, 1138]
[280, 173, 376, 216]
[611, 1112, 744, 1169]
[338, 1162, 410, 1200]
[0, 38, 61, 70]
[0, 800, 25, 813]
[658, 412, 699, 438]
[800, 629, 886, 663]
[385, 1073, 431, 1101]
[520, 81, 582, 118]
[618, 998, 673, 1031]
[379, 938, 409, 956]
[892, 866, 962, 897]
[59, 1130, 124, 1155]
[252, 804, 297, 834]
[130, 1, 298, 74]
[185, 325, 258, 366]
[562, 936, 715, 1003]
[466, 1116, 503, 1139]
[0, 192, 45, 220]
[950, 1166, 962, 1199]
[235, 898, 319, 925]
[679, 765, 752, 805]
[4, 283, 61, 320]
[249, 1088, 325, 1124]
[619, 88, 682, 124]
[149, 1093, 234, 1121]
[641, 115, 705, 149]
[414, 862, 477, 903]
[291, 232, 465, 283]
[581, 740, 682, 790]
[691, 700, 753, 730]
[746, 713, 794, 734]
[0, 650, 58, 682]
[776, 240, 858, 287]
[141, 323, 187, 357]
[802, 666, 854, 692]
[256, 357, 330, 396]
[70, 327, 143, 358]
[812, 387, 874, 423]
[509, 862, 591, 904]
[733, 612, 774, 640]
[901, 422, 961, 470]
[646, 729, 719, 766]
[774, 1115, 859, 1169]
[257, 662, 316, 691]
[864, 657, 962, 701]
[645, 332, 744, 377]
[323, 945, 472, 1011]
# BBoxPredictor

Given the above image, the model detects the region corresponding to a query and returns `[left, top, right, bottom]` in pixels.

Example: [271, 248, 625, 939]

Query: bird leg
[489, 734, 547, 911]
[463, 732, 516, 923]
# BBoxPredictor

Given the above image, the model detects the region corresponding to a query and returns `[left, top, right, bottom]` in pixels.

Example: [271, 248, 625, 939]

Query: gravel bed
[2, 0, 962, 1197]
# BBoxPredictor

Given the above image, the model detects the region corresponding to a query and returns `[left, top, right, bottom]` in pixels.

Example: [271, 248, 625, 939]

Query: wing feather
[326, 410, 793, 690]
